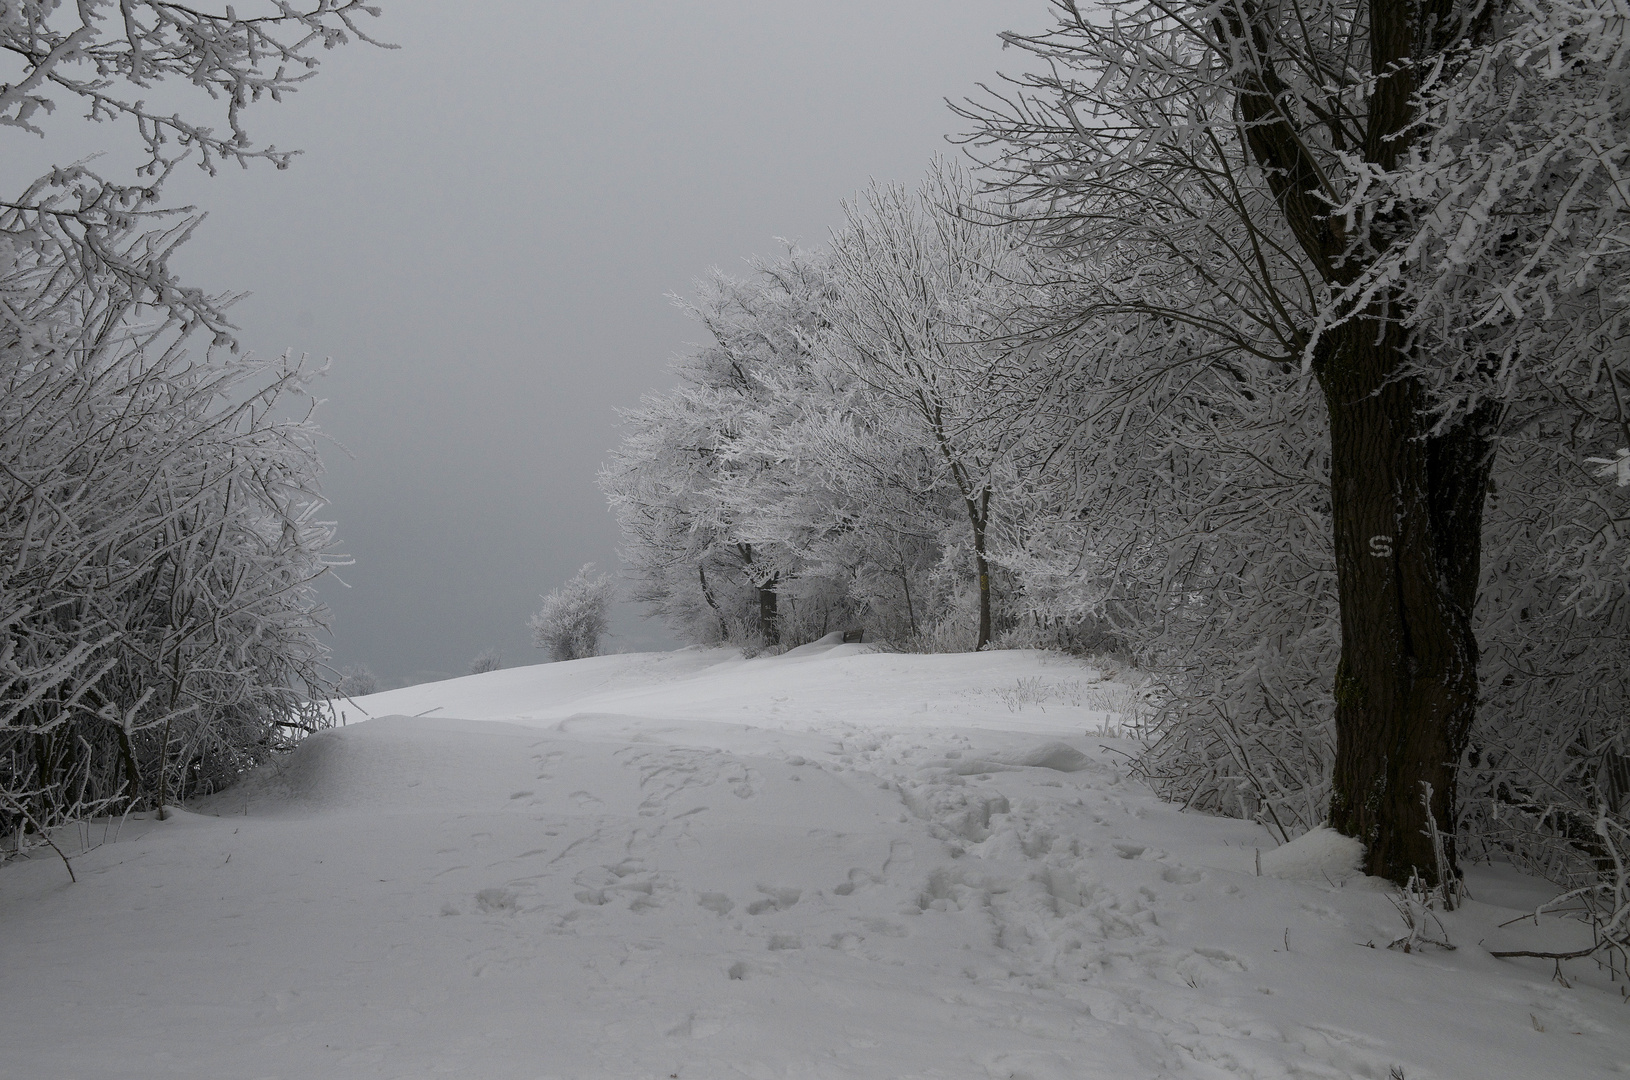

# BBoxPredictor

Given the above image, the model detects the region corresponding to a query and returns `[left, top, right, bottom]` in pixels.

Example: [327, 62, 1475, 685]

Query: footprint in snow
[474, 887, 518, 913]
[833, 868, 881, 896]
[746, 886, 801, 914]
[666, 1010, 724, 1038]
[881, 839, 913, 879]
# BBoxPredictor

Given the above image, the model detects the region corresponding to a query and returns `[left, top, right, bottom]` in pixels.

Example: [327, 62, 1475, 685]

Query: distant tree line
[606, 0, 1629, 951]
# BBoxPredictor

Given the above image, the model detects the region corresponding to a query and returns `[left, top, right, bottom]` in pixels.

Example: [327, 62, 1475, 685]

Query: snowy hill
[2, 647, 1624, 1079]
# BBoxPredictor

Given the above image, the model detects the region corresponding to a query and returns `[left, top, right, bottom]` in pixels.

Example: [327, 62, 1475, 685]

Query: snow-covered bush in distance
[336, 665, 381, 699]
[467, 649, 502, 676]
[529, 565, 616, 662]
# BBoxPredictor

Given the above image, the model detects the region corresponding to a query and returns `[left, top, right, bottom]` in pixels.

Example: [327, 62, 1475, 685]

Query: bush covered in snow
[1, 1, 378, 853]
[529, 566, 616, 662]
[336, 665, 381, 699]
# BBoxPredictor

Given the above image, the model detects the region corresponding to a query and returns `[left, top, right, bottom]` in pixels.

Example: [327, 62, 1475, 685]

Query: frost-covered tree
[1322, 0, 1630, 921]
[467, 648, 501, 676]
[2, 2, 378, 850]
[812, 165, 1039, 649]
[956, 0, 1630, 910]
[963, 0, 1510, 885]
[720, 399, 959, 646]
[602, 249, 842, 648]
[529, 565, 615, 662]
[336, 665, 380, 698]
[607, 205, 1042, 653]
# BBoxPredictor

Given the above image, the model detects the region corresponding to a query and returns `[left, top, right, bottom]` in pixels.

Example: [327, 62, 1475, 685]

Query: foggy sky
[12, 2, 1043, 686]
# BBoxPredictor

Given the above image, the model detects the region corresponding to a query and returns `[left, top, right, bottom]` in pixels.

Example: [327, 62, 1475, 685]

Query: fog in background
[8, 2, 1036, 687]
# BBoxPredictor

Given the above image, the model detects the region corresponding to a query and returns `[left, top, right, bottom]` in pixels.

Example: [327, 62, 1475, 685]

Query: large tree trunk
[1214, 0, 1498, 885]
[1315, 316, 1493, 884]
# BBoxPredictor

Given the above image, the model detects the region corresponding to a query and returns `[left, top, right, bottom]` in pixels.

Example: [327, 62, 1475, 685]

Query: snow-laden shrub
[336, 665, 381, 698]
[0, 0, 375, 862]
[529, 566, 616, 662]
[467, 649, 502, 675]
[0, 218, 341, 846]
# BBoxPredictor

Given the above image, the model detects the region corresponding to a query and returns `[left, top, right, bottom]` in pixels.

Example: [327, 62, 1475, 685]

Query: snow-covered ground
[3, 644, 1626, 1079]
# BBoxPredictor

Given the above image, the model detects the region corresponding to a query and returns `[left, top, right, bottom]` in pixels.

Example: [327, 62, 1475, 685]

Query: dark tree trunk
[1314, 318, 1494, 884]
[972, 541, 992, 651]
[114, 722, 143, 808]
[697, 564, 727, 640]
[737, 543, 778, 647]
[759, 582, 779, 647]
[900, 552, 918, 638]
[1212, 0, 1499, 885]
[966, 490, 993, 650]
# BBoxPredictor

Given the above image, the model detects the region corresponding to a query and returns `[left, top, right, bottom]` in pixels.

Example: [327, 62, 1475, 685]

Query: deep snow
[3, 644, 1626, 1079]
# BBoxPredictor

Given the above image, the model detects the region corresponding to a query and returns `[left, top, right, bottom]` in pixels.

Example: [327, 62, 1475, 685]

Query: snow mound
[939, 740, 1094, 775]
[218, 716, 539, 815]
[1259, 825, 1365, 882]
[993, 741, 1092, 772]
[783, 630, 847, 653]
[776, 634, 870, 660]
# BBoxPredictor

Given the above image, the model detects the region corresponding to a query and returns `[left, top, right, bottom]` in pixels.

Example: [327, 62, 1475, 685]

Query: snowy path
[3, 646, 1627, 1079]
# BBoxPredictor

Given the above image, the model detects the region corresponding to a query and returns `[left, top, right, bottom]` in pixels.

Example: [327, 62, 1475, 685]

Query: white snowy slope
[3, 645, 1627, 1079]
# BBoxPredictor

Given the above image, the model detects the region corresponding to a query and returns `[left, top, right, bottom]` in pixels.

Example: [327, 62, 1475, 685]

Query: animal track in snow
[881, 839, 913, 879]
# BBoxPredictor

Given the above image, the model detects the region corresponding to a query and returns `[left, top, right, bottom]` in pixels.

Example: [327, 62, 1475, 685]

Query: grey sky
[13, 2, 1040, 686]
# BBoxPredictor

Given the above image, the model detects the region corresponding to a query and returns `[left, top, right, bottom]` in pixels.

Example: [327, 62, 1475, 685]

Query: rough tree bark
[1219, 0, 1497, 883]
